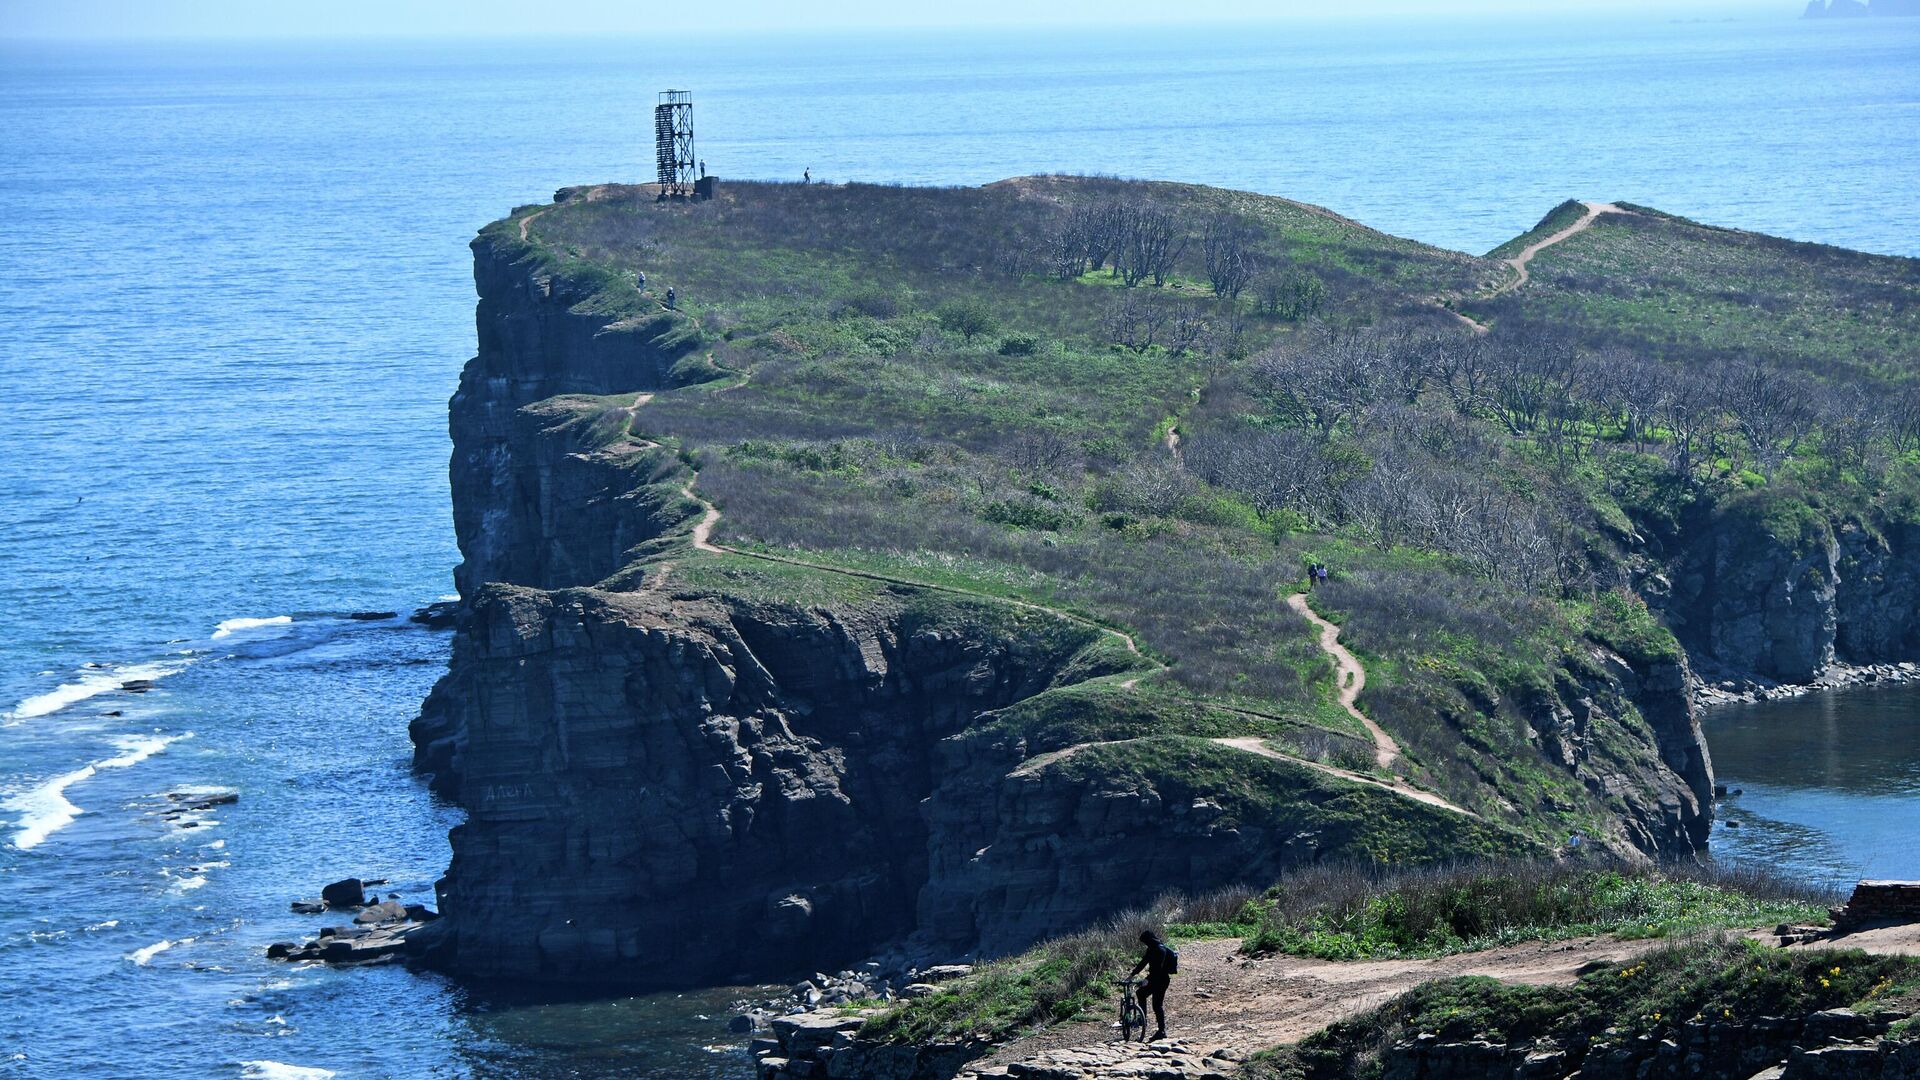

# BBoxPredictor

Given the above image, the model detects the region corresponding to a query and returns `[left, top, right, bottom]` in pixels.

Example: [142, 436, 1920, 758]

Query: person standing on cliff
[1128, 930, 1177, 1040]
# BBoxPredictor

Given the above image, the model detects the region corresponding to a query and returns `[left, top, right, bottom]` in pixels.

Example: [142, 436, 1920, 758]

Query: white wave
[173, 874, 208, 892]
[241, 1063, 335, 1080]
[6, 733, 189, 850]
[128, 938, 179, 966]
[212, 615, 293, 640]
[6, 660, 189, 721]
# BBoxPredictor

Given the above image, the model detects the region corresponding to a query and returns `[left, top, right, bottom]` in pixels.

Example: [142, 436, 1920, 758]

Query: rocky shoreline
[1691, 660, 1920, 709]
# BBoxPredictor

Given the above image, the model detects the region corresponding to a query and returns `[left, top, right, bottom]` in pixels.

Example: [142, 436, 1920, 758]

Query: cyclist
[1127, 930, 1175, 1040]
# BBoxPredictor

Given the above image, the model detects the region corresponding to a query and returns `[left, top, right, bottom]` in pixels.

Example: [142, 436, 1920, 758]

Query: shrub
[980, 497, 1078, 532]
[936, 298, 998, 344]
[998, 333, 1041, 356]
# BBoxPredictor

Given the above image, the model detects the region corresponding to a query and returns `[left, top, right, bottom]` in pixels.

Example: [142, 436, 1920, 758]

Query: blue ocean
[3, 15, 1918, 1077]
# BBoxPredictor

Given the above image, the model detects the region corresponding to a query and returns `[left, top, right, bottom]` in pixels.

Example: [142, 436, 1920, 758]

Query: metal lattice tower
[654, 90, 695, 198]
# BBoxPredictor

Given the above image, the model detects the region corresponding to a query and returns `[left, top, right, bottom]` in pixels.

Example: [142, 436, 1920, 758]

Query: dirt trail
[1286, 593, 1398, 770]
[1490, 201, 1628, 297]
[1428, 201, 1629, 333]
[1213, 736, 1469, 816]
[961, 924, 1920, 1077]
[622, 395, 1467, 816]
[962, 935, 1666, 1076]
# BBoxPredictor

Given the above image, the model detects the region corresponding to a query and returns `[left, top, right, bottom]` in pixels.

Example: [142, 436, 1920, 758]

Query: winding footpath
[1489, 201, 1628, 297]
[621, 391, 1467, 816]
[1433, 200, 1631, 334]
[1285, 593, 1398, 770]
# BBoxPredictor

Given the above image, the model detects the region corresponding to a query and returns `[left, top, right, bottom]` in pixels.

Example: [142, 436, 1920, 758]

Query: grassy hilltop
[482, 175, 1920, 859]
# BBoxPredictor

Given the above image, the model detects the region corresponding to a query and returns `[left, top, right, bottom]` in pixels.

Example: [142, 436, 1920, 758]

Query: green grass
[1238, 863, 1826, 961]
[1466, 207, 1920, 376]
[1250, 937, 1920, 1080]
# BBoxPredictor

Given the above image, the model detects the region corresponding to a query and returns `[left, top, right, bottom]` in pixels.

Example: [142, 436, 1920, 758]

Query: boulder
[353, 900, 409, 925]
[321, 878, 366, 909]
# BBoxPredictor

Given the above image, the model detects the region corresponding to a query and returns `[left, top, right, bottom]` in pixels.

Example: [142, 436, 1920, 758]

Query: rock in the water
[410, 601, 460, 629]
[353, 900, 409, 925]
[321, 878, 366, 909]
[290, 901, 325, 915]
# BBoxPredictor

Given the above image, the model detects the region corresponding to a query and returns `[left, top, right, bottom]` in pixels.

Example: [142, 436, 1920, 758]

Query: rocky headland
[400, 177, 1920, 1072]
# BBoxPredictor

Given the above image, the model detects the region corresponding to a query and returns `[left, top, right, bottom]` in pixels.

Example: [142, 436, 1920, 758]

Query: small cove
[1705, 682, 1920, 889]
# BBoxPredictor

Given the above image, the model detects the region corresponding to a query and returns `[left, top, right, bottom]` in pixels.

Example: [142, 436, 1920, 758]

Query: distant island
[1804, 0, 1920, 16]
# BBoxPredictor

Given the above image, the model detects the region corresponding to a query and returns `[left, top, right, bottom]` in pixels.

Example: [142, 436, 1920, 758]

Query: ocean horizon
[3, 12, 1918, 1076]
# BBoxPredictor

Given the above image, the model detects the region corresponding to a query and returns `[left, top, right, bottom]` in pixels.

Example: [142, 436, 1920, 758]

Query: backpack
[1162, 942, 1179, 975]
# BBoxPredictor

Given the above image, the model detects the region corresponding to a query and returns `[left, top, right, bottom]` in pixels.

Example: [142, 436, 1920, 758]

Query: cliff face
[449, 231, 696, 597]
[1550, 647, 1710, 858]
[414, 583, 1131, 985]
[1661, 496, 1920, 685]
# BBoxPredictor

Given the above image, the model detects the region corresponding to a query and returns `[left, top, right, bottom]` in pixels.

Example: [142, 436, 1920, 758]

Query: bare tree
[1655, 369, 1731, 484]
[1105, 290, 1167, 352]
[1201, 218, 1256, 300]
[1117, 205, 1188, 288]
[1254, 330, 1390, 436]
[1720, 357, 1817, 480]
[1166, 300, 1209, 356]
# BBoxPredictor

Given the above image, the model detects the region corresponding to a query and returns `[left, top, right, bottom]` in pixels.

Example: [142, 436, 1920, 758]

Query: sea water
[4, 15, 1918, 1077]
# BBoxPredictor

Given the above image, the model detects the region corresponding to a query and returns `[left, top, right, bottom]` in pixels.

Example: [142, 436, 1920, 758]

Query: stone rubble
[267, 877, 438, 966]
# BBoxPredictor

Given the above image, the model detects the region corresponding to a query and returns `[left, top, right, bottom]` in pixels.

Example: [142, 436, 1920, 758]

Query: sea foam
[211, 615, 293, 639]
[240, 1063, 336, 1080]
[127, 938, 179, 966]
[6, 660, 189, 721]
[5, 733, 188, 850]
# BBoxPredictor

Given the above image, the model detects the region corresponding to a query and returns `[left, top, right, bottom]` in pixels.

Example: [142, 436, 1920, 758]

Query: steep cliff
[413, 579, 1142, 984]
[449, 218, 702, 597]
[1661, 491, 1920, 687]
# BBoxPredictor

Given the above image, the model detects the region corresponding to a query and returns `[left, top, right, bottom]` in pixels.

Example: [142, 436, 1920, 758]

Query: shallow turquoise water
[3, 17, 1917, 1078]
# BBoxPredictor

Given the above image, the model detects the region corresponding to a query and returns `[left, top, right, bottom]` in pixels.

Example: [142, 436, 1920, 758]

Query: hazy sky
[1, 0, 1778, 40]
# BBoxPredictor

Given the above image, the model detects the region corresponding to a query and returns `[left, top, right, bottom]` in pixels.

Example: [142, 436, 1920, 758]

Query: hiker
[635, 270, 646, 292]
[665, 286, 677, 310]
[699, 159, 707, 179]
[803, 167, 811, 184]
[1128, 930, 1177, 1040]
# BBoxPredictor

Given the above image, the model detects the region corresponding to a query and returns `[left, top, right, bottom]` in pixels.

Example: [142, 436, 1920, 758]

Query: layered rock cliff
[1655, 492, 1920, 688]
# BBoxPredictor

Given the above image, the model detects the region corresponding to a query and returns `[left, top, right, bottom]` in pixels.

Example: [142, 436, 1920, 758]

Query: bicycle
[1118, 977, 1149, 1042]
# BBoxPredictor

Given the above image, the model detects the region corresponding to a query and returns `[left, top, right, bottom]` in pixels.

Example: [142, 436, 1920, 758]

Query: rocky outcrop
[914, 733, 1523, 958]
[1341, 1017, 1920, 1080]
[1665, 495, 1920, 689]
[409, 581, 1137, 985]
[450, 226, 700, 596]
[1552, 647, 1712, 857]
